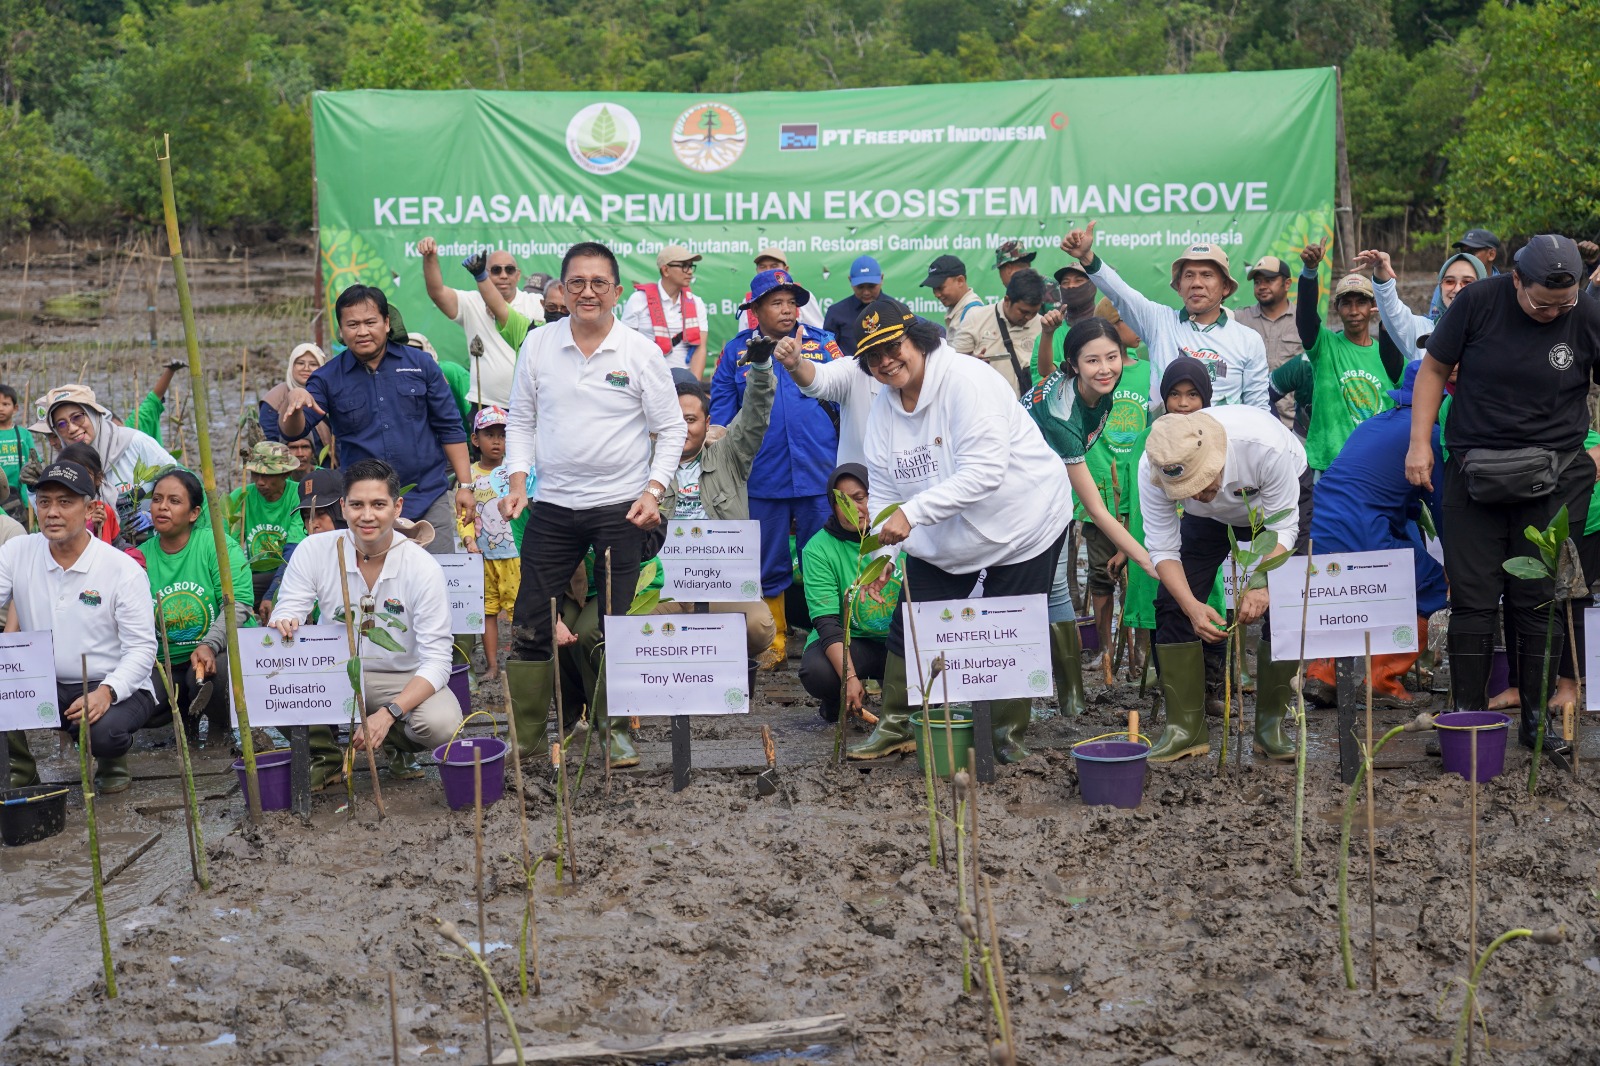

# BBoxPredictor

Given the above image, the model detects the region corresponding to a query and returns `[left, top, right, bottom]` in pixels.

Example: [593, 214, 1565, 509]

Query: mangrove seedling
[1220, 503, 1296, 769]
[828, 493, 900, 761]
[76, 662, 117, 999]
[154, 595, 208, 889]
[1500, 505, 1569, 792]
[1450, 925, 1565, 1066]
[432, 918, 525, 1066]
[1338, 712, 1435, 989]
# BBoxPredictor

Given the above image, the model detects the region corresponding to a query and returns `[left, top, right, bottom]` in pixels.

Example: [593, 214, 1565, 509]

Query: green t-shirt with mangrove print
[227, 483, 306, 563]
[1303, 327, 1395, 471]
[802, 531, 904, 649]
[145, 528, 250, 663]
[1076, 354, 1151, 521]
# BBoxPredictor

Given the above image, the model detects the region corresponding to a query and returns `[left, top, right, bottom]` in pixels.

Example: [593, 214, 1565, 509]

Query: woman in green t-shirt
[146, 469, 252, 745]
[799, 465, 904, 723]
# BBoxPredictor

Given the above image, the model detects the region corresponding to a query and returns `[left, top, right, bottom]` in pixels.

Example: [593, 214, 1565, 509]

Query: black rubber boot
[1449, 630, 1495, 711]
[1517, 642, 1571, 771]
[1150, 642, 1210, 762]
[1048, 620, 1086, 717]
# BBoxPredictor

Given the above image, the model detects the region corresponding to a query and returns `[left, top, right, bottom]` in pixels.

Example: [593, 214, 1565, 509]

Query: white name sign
[240, 625, 354, 727]
[0, 631, 58, 731]
[1268, 549, 1418, 660]
[658, 520, 762, 603]
[436, 553, 486, 634]
[906, 594, 1051, 706]
[605, 613, 748, 716]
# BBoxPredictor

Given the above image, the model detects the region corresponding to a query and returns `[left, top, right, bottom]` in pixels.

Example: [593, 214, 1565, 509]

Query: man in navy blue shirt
[279, 285, 473, 553]
[822, 255, 888, 359]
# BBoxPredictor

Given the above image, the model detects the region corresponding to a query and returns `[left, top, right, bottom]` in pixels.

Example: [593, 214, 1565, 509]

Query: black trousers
[55, 683, 157, 758]
[1154, 466, 1314, 648]
[1443, 452, 1596, 704]
[800, 637, 889, 722]
[511, 500, 664, 661]
[886, 531, 1066, 659]
[151, 657, 231, 730]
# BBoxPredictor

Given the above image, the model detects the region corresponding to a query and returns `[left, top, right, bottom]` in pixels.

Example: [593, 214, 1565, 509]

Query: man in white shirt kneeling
[0, 460, 158, 794]
[269, 459, 459, 780]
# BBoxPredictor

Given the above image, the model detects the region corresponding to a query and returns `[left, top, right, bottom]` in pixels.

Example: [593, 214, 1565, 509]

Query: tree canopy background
[0, 0, 1595, 246]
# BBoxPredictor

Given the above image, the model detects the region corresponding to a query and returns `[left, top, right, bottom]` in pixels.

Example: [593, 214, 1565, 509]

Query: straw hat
[29, 383, 111, 435]
[1168, 244, 1238, 299]
[1145, 412, 1228, 500]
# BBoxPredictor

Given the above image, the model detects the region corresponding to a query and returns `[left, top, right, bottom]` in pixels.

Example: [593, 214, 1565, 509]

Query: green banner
[312, 70, 1336, 365]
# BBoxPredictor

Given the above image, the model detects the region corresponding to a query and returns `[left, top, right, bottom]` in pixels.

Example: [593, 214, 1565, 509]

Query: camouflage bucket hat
[993, 241, 1037, 269]
[245, 441, 299, 475]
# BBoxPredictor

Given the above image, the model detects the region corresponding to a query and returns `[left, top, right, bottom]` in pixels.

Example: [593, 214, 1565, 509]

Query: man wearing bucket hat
[620, 244, 710, 376]
[745, 248, 825, 331]
[269, 459, 459, 781]
[993, 240, 1037, 287]
[229, 441, 308, 609]
[712, 268, 843, 669]
[0, 460, 158, 794]
[1139, 406, 1311, 762]
[1292, 241, 1403, 472]
[1061, 222, 1270, 412]
[1300, 360, 1445, 710]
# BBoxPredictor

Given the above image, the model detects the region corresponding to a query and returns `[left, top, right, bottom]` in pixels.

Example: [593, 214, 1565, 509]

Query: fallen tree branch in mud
[493, 1013, 850, 1064]
[42, 831, 164, 931]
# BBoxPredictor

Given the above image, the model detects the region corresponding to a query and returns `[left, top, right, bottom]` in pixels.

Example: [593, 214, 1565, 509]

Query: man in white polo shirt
[270, 458, 458, 779]
[419, 236, 543, 409]
[620, 244, 711, 378]
[1062, 221, 1271, 411]
[501, 241, 688, 757]
[0, 460, 157, 794]
[1138, 406, 1311, 766]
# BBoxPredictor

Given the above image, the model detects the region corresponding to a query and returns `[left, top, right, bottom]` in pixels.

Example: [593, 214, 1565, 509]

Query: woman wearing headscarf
[260, 343, 332, 459]
[847, 298, 1076, 764]
[798, 464, 903, 723]
[1356, 247, 1486, 357]
[30, 384, 176, 516]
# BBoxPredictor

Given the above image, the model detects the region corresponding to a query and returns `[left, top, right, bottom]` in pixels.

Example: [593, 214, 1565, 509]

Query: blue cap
[1388, 359, 1423, 406]
[737, 268, 811, 312]
[849, 256, 883, 285]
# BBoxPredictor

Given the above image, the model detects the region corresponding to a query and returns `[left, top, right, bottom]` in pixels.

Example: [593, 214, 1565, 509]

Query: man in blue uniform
[711, 269, 842, 669]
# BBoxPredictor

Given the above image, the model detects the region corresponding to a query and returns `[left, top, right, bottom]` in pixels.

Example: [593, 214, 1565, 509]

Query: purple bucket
[432, 737, 509, 811]
[1488, 649, 1510, 698]
[1072, 740, 1149, 809]
[1077, 615, 1100, 652]
[232, 749, 293, 812]
[447, 662, 472, 716]
[1435, 711, 1511, 782]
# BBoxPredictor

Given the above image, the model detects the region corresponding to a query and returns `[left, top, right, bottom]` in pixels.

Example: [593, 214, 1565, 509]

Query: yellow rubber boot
[759, 593, 788, 671]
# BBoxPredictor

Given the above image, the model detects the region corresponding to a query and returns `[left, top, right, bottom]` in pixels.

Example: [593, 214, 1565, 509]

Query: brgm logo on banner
[671, 103, 747, 173]
[779, 123, 819, 150]
[566, 103, 641, 175]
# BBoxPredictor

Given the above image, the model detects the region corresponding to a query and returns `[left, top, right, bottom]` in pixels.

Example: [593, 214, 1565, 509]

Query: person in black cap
[1453, 229, 1503, 274]
[0, 459, 159, 794]
[1407, 233, 1600, 769]
[922, 255, 986, 337]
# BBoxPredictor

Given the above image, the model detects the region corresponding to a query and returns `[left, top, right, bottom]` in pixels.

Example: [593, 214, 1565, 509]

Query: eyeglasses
[1521, 288, 1580, 313]
[862, 339, 904, 368]
[488, 265, 518, 276]
[53, 411, 91, 434]
[563, 277, 615, 294]
[667, 261, 697, 272]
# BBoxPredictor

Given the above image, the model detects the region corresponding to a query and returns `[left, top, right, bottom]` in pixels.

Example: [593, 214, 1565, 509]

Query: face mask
[545, 309, 568, 322]
[1062, 283, 1098, 318]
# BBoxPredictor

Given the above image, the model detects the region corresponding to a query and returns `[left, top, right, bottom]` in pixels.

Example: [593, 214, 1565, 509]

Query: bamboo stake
[336, 537, 386, 819]
[552, 595, 577, 883]
[899, 566, 941, 868]
[1469, 728, 1479, 972]
[505, 659, 541, 997]
[155, 594, 208, 889]
[77, 658, 117, 998]
[474, 746, 492, 1066]
[388, 970, 401, 1066]
[1363, 632, 1378, 991]
[157, 136, 263, 819]
[1292, 540, 1314, 877]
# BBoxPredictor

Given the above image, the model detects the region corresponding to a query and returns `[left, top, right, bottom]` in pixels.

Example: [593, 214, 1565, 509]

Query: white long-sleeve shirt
[269, 529, 453, 694]
[505, 317, 687, 509]
[1138, 405, 1307, 568]
[866, 344, 1072, 572]
[1373, 277, 1437, 356]
[0, 533, 156, 699]
[1088, 258, 1271, 411]
[796, 356, 882, 469]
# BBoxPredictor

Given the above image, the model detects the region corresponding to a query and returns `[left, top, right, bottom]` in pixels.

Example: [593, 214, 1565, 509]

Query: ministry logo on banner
[566, 103, 641, 175]
[671, 103, 748, 173]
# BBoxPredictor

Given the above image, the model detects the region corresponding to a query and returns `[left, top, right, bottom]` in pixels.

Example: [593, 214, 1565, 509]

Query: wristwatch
[646, 483, 666, 504]
[380, 700, 408, 721]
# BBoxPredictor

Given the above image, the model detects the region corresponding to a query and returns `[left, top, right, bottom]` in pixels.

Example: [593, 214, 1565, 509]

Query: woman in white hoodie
[848, 298, 1074, 763]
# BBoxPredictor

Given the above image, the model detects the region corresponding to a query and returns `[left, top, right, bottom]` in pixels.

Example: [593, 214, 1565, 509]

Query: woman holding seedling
[848, 298, 1111, 763]
[1022, 317, 1156, 717]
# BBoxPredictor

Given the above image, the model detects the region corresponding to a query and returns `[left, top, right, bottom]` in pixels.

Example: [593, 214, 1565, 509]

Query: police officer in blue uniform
[711, 269, 843, 669]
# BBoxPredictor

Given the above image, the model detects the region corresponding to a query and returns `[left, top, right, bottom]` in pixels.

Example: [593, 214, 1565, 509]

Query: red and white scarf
[635, 282, 704, 355]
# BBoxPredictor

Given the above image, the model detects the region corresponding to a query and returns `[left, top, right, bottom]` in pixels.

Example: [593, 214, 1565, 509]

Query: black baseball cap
[1453, 228, 1501, 252]
[35, 460, 96, 498]
[1513, 234, 1584, 288]
[920, 255, 966, 288]
[296, 468, 344, 511]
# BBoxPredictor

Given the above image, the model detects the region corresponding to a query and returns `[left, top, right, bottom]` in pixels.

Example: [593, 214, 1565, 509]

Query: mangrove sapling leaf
[365, 628, 406, 654]
[1502, 556, 1551, 581]
[346, 657, 363, 691]
[626, 589, 661, 616]
[858, 534, 882, 555]
[397, 483, 418, 497]
[1260, 508, 1293, 528]
[1417, 501, 1438, 541]
[871, 503, 901, 526]
[1503, 506, 1569, 793]
[1233, 548, 1261, 567]
[249, 554, 284, 574]
[858, 554, 891, 586]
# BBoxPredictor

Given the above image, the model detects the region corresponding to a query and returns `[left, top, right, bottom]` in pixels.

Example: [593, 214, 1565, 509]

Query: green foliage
[1442, 1, 1600, 237]
[0, 106, 105, 231]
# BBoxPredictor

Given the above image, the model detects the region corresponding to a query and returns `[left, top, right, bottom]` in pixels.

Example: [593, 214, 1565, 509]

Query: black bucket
[0, 785, 69, 846]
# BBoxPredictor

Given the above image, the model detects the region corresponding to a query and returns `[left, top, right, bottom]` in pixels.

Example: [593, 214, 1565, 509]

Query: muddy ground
[2, 240, 1599, 1064]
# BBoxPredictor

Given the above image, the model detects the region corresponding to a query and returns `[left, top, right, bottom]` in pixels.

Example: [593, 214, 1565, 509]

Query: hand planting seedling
[1500, 505, 1571, 790]
[828, 488, 900, 761]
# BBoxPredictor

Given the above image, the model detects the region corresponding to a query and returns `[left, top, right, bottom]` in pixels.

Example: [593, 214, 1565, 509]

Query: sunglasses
[488, 265, 518, 276]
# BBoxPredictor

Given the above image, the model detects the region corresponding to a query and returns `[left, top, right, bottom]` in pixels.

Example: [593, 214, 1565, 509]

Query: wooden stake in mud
[1292, 541, 1314, 878]
[77, 657, 117, 998]
[336, 537, 386, 819]
[473, 745, 492, 1066]
[155, 594, 208, 889]
[1469, 728, 1479, 972]
[157, 135, 264, 818]
[551, 595, 578, 884]
[387, 970, 400, 1066]
[504, 657, 541, 997]
[1363, 632, 1378, 992]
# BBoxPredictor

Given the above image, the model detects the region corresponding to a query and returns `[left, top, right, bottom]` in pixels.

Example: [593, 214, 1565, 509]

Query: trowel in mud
[756, 724, 778, 796]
